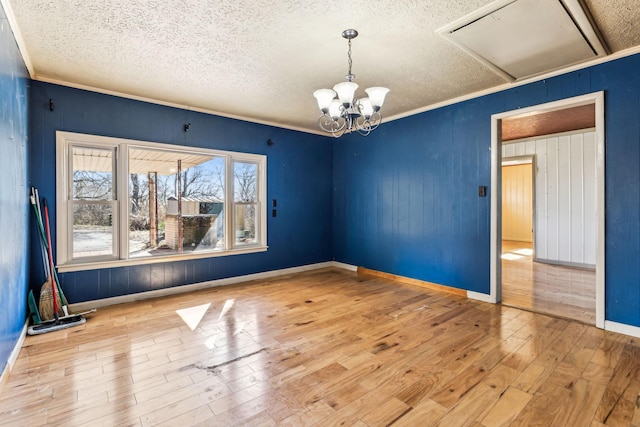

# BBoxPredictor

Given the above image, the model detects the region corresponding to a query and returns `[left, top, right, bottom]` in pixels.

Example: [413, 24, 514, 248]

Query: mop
[28, 189, 93, 335]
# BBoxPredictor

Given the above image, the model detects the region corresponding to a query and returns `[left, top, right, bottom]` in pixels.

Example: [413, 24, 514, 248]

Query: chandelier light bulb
[365, 87, 390, 111]
[359, 98, 374, 119]
[333, 82, 358, 108]
[329, 99, 342, 120]
[313, 89, 337, 114]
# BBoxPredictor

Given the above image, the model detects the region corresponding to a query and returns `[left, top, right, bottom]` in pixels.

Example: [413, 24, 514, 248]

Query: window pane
[73, 147, 113, 200]
[128, 148, 225, 257]
[234, 162, 257, 202]
[73, 203, 114, 258]
[235, 204, 257, 245]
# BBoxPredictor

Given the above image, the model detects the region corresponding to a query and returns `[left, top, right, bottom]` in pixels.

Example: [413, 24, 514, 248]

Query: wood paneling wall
[30, 81, 334, 303]
[502, 164, 533, 242]
[503, 131, 596, 266]
[332, 53, 638, 326]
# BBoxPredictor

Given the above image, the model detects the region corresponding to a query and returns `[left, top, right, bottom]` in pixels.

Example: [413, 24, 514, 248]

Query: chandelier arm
[355, 117, 372, 136]
[318, 114, 347, 134]
[367, 111, 382, 131]
[332, 125, 348, 138]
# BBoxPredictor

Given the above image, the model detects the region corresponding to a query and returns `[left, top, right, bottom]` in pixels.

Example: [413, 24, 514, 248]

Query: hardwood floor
[502, 240, 596, 325]
[1, 267, 635, 426]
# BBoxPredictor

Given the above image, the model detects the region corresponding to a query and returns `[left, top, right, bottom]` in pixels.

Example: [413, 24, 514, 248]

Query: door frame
[488, 91, 605, 328]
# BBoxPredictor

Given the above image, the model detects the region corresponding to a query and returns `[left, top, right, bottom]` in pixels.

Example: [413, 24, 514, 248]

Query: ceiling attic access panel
[436, 0, 608, 81]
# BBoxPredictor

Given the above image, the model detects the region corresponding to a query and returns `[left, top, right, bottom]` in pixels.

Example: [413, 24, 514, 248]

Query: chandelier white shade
[313, 29, 389, 137]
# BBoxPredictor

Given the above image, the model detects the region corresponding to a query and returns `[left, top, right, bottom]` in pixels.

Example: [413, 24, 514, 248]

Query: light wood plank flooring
[502, 240, 596, 325]
[1, 267, 635, 426]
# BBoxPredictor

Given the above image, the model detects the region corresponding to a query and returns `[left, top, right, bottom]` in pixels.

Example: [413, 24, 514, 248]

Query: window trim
[56, 131, 267, 273]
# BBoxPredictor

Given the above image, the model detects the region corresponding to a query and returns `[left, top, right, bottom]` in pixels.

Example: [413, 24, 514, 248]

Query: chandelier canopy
[313, 29, 389, 137]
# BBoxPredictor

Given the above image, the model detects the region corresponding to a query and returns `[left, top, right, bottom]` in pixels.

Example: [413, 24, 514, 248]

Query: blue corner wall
[333, 53, 640, 327]
[29, 82, 333, 303]
[0, 7, 29, 372]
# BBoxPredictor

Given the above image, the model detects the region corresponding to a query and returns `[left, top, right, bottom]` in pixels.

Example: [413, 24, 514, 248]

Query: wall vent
[436, 0, 609, 81]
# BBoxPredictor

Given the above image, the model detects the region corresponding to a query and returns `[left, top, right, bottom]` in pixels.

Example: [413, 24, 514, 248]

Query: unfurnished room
[1, 0, 640, 425]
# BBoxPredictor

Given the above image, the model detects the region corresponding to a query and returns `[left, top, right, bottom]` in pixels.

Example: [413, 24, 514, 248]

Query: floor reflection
[502, 240, 596, 324]
[176, 303, 211, 330]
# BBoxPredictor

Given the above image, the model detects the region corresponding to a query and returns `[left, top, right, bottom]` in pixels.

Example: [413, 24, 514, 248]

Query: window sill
[57, 245, 268, 273]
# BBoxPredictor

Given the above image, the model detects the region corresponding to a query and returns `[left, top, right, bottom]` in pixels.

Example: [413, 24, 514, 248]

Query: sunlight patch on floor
[513, 248, 533, 256]
[218, 299, 235, 320]
[176, 303, 211, 331]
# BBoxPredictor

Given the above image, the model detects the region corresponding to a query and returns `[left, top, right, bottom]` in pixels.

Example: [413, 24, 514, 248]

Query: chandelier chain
[347, 39, 353, 80]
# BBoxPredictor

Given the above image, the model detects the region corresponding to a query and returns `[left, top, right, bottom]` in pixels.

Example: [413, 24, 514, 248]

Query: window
[56, 131, 267, 272]
[234, 161, 258, 246]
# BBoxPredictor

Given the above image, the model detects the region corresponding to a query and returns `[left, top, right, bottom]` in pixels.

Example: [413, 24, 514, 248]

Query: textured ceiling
[4, 0, 640, 135]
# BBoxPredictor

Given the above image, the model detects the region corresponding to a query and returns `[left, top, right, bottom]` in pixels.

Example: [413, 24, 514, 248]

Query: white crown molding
[384, 44, 640, 124]
[0, 0, 34, 77]
[35, 75, 331, 138]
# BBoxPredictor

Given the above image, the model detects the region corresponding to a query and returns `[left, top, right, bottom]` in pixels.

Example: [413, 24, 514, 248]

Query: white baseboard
[604, 320, 640, 338]
[0, 320, 28, 395]
[70, 261, 354, 312]
[331, 261, 358, 271]
[467, 291, 495, 303]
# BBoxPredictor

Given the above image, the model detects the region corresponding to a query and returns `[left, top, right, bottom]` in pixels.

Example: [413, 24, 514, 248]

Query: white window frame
[65, 143, 119, 263]
[56, 131, 267, 272]
[231, 159, 261, 248]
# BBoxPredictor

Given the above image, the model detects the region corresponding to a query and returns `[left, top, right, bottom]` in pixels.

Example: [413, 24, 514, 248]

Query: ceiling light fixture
[313, 29, 389, 138]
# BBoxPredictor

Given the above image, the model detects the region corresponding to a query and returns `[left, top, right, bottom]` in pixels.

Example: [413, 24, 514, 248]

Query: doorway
[489, 92, 605, 328]
[500, 136, 597, 324]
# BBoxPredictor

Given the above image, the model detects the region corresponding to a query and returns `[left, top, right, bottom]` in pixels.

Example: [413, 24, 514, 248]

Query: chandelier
[313, 29, 389, 137]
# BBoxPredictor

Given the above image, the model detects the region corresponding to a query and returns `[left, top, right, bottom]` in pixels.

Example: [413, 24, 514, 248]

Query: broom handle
[30, 190, 49, 278]
[43, 199, 59, 319]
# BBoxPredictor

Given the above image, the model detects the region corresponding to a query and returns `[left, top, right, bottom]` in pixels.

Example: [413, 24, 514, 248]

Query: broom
[28, 192, 95, 335]
[31, 189, 64, 320]
[33, 189, 69, 316]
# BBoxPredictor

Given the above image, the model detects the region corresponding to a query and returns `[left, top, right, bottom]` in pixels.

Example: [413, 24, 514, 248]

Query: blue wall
[29, 82, 333, 303]
[333, 54, 640, 326]
[0, 7, 29, 372]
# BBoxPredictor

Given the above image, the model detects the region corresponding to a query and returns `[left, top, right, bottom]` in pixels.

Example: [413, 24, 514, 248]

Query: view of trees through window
[72, 146, 115, 259]
[234, 162, 258, 245]
[70, 145, 261, 259]
[128, 149, 227, 257]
